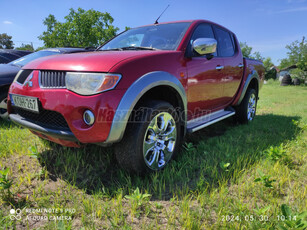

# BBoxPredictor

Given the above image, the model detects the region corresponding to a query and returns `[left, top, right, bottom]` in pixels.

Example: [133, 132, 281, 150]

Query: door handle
[238, 64, 244, 68]
[216, 66, 224, 70]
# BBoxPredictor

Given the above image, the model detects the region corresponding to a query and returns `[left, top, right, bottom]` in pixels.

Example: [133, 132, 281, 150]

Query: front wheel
[235, 88, 258, 124]
[115, 100, 181, 174]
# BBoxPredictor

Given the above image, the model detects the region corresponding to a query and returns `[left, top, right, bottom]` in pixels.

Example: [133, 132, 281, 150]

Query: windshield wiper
[99, 46, 158, 51]
[120, 46, 157, 50]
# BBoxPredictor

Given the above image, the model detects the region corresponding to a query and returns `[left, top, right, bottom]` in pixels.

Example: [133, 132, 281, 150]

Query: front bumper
[9, 113, 77, 141]
[8, 70, 126, 145]
[9, 113, 79, 147]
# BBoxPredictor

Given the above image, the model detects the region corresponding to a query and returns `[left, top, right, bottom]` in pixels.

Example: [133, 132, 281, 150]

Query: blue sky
[0, 0, 306, 64]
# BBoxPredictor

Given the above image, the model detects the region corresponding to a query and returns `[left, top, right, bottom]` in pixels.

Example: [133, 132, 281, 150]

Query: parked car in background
[0, 49, 32, 64]
[0, 48, 93, 120]
[7, 20, 264, 173]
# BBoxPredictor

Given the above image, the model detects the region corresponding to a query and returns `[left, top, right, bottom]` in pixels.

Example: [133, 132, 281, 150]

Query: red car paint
[7, 20, 264, 147]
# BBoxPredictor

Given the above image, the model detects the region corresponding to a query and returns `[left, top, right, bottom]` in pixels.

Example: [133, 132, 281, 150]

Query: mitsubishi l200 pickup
[7, 20, 265, 173]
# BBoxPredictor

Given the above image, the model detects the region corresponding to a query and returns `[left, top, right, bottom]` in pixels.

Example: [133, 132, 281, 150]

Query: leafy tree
[0, 33, 14, 49]
[38, 8, 119, 48]
[279, 36, 307, 79]
[279, 58, 291, 70]
[263, 57, 274, 71]
[240, 42, 253, 58]
[263, 57, 276, 80]
[239, 42, 263, 60]
[286, 37, 306, 71]
[16, 43, 34, 52]
[253, 51, 264, 61]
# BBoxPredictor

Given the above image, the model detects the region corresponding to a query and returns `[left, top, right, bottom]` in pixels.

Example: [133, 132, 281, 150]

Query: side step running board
[187, 108, 235, 133]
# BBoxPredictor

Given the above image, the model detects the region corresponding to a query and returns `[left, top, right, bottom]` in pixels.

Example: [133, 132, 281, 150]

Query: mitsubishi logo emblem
[24, 74, 33, 87]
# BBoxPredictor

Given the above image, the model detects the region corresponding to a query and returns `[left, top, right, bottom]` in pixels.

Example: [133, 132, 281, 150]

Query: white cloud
[287, 0, 306, 3]
[3, 20, 13, 24]
[273, 6, 307, 14]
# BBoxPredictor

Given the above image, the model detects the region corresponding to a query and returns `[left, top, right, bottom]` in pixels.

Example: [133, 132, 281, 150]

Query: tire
[0, 91, 9, 120]
[281, 74, 292, 86]
[115, 100, 181, 174]
[293, 78, 300, 86]
[235, 88, 257, 124]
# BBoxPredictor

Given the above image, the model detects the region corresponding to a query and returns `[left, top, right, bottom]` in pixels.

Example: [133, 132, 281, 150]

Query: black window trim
[230, 32, 239, 55]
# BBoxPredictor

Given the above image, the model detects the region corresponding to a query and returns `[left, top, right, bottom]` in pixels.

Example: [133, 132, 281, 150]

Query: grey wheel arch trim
[104, 71, 187, 145]
[235, 70, 260, 106]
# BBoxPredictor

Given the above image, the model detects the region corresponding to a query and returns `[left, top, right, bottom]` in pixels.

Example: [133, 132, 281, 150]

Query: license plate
[11, 94, 39, 113]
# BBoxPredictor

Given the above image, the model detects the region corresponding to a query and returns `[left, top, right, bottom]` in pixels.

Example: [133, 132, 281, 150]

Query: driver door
[186, 23, 225, 118]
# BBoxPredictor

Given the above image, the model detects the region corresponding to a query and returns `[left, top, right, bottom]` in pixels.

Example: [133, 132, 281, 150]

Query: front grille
[16, 70, 33, 84]
[39, 71, 66, 88]
[13, 107, 69, 129]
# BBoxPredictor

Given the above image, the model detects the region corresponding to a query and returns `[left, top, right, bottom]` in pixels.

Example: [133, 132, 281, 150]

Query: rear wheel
[235, 88, 257, 124]
[0, 91, 8, 120]
[115, 100, 181, 174]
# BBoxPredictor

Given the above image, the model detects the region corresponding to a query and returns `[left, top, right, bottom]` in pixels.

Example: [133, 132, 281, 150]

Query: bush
[265, 68, 277, 80]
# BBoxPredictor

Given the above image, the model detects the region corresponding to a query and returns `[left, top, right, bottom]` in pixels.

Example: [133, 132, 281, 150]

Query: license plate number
[11, 94, 39, 113]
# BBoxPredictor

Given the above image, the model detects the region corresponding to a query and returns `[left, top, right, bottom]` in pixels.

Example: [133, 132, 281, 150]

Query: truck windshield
[100, 22, 191, 51]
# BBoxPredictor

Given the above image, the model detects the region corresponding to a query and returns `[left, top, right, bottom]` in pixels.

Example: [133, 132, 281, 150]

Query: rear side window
[214, 27, 235, 57]
[189, 24, 216, 57]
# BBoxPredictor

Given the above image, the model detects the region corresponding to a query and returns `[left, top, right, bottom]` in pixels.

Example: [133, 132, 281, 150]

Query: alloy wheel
[247, 93, 256, 121]
[143, 112, 177, 170]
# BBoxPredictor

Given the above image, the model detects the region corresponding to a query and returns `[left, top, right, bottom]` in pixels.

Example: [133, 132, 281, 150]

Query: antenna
[154, 5, 170, 24]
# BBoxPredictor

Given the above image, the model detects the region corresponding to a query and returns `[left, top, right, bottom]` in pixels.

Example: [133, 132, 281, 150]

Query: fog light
[83, 110, 95, 126]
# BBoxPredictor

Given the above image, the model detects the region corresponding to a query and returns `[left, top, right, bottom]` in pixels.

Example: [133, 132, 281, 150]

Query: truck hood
[23, 50, 169, 72]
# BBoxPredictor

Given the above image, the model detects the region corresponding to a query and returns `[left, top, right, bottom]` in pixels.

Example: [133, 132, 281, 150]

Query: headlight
[65, 72, 121, 95]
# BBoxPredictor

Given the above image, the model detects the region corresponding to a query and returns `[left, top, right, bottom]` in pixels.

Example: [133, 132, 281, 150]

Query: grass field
[0, 81, 306, 229]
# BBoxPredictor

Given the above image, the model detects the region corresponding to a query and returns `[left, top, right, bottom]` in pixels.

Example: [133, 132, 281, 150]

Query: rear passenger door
[213, 26, 244, 105]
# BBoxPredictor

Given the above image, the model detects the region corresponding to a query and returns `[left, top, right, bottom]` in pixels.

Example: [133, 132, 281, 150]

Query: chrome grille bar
[39, 71, 66, 88]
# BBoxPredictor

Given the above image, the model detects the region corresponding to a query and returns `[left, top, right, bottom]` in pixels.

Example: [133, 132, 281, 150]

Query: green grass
[0, 80, 306, 229]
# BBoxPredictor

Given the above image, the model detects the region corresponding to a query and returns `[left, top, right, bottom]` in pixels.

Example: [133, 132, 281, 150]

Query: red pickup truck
[7, 20, 264, 173]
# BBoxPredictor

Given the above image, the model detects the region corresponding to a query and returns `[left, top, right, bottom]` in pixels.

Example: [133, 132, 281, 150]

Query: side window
[191, 24, 215, 41]
[188, 24, 216, 57]
[214, 27, 235, 57]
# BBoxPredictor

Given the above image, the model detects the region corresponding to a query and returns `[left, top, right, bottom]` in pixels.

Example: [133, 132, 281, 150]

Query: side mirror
[192, 38, 217, 56]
